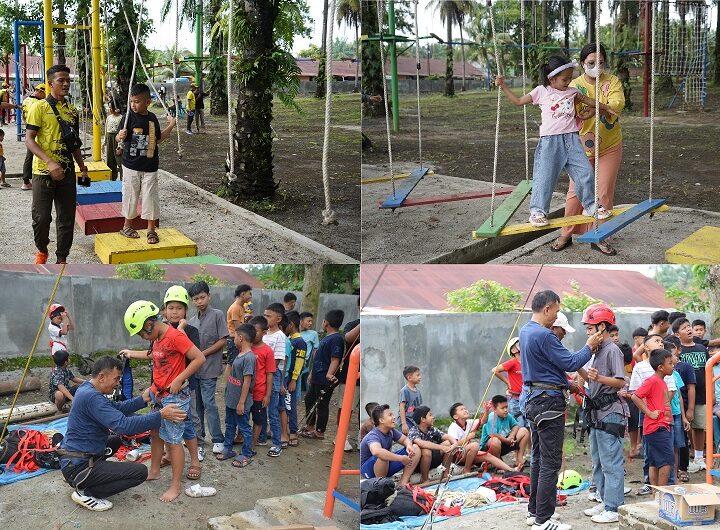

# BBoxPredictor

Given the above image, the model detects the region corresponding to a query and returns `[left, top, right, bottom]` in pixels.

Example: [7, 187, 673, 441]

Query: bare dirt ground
[161, 95, 361, 260]
[0, 365, 360, 529]
[362, 84, 720, 262]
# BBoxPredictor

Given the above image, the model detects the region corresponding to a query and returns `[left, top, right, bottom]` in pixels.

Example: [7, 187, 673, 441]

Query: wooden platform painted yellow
[75, 160, 112, 181]
[665, 226, 720, 264]
[95, 228, 197, 264]
[498, 204, 670, 236]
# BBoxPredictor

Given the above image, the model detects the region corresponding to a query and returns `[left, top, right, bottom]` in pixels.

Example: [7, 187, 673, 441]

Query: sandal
[299, 430, 323, 440]
[550, 237, 573, 252]
[231, 456, 251, 468]
[678, 470, 690, 482]
[215, 450, 237, 461]
[281, 441, 289, 449]
[120, 226, 140, 239]
[147, 230, 160, 244]
[288, 438, 299, 447]
[186, 465, 201, 480]
[160, 456, 172, 468]
[267, 446, 282, 457]
[591, 240, 617, 256]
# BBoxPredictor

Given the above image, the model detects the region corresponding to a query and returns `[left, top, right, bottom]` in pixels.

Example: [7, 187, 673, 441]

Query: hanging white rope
[487, 0, 502, 227]
[226, 0, 235, 182]
[413, 0, 422, 171]
[592, 0, 600, 230]
[121, 1, 144, 137]
[321, 0, 338, 224]
[519, 0, 528, 182]
[649, 0, 655, 201]
[171, 0, 182, 159]
[376, 0, 395, 199]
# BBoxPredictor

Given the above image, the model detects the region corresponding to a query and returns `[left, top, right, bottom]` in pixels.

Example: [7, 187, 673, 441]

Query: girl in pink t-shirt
[496, 54, 617, 227]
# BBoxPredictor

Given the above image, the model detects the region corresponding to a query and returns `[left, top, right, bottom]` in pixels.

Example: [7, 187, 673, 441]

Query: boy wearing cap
[551, 312, 576, 341]
[20, 84, 46, 190]
[492, 337, 525, 427]
[48, 303, 75, 355]
[186, 84, 196, 134]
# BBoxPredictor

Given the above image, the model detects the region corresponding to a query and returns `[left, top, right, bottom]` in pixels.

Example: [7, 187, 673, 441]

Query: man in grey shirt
[582, 303, 627, 524]
[188, 281, 228, 457]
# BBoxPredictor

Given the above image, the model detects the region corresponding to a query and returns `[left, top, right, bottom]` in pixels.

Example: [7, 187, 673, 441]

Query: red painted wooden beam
[380, 187, 514, 208]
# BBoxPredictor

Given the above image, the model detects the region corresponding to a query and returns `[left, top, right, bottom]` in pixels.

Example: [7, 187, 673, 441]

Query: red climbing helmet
[48, 304, 65, 318]
[581, 303, 616, 326]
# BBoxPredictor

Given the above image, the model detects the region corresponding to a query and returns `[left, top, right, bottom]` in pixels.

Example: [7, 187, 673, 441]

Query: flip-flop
[591, 241, 617, 256]
[160, 456, 172, 468]
[186, 465, 201, 480]
[288, 438, 299, 447]
[185, 484, 217, 497]
[299, 431, 323, 439]
[281, 441, 289, 449]
[550, 237, 573, 252]
[231, 456, 251, 468]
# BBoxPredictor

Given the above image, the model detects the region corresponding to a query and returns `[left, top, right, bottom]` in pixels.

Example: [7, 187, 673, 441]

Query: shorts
[426, 449, 444, 469]
[0, 156, 6, 173]
[485, 440, 516, 456]
[251, 400, 267, 425]
[691, 404, 706, 430]
[151, 387, 192, 444]
[645, 428, 674, 468]
[121, 166, 160, 220]
[672, 414, 686, 449]
[507, 395, 526, 428]
[337, 383, 360, 411]
[627, 399, 640, 432]
[361, 448, 408, 479]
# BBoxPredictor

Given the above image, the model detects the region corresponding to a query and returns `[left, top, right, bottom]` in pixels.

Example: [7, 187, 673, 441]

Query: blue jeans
[590, 413, 626, 512]
[151, 388, 193, 444]
[530, 132, 596, 216]
[266, 369, 283, 447]
[224, 406, 254, 459]
[195, 378, 224, 444]
[508, 396, 526, 428]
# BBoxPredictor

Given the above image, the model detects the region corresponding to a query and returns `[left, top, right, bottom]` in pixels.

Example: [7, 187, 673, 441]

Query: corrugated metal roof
[0, 264, 263, 286]
[361, 264, 671, 311]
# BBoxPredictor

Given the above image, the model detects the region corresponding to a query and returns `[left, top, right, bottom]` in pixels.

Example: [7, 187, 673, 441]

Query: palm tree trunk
[460, 22, 466, 91]
[316, 0, 329, 98]
[229, 0, 279, 199]
[354, 22, 360, 90]
[208, 0, 228, 115]
[563, 2, 571, 54]
[715, 0, 720, 85]
[57, 1, 67, 65]
[361, 0, 384, 116]
[709, 265, 720, 338]
[445, 18, 454, 96]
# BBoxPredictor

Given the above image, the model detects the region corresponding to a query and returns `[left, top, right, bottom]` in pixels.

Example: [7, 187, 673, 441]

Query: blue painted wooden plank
[332, 489, 361, 512]
[76, 180, 123, 205]
[576, 198, 667, 243]
[379, 166, 431, 209]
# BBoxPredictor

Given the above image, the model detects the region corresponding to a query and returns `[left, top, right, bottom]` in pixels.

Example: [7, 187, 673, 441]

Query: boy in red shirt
[631, 349, 674, 487]
[492, 337, 525, 427]
[120, 300, 204, 502]
[248, 315, 275, 453]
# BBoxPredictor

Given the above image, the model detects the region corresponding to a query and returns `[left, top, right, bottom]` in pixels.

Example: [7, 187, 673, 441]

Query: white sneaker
[624, 486, 632, 495]
[584, 503, 605, 517]
[587, 490, 602, 502]
[687, 461, 701, 473]
[582, 206, 612, 220]
[197, 446, 205, 462]
[526, 512, 559, 526]
[591, 510, 619, 523]
[71, 491, 113, 511]
[532, 519, 571, 530]
[212, 442, 224, 454]
[343, 438, 353, 452]
[695, 458, 707, 471]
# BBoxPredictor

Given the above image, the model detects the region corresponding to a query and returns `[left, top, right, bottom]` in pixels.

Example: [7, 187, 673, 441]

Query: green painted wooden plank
[143, 255, 227, 264]
[472, 180, 533, 239]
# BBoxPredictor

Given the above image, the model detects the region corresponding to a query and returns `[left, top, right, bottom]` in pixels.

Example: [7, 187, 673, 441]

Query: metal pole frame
[14, 20, 45, 142]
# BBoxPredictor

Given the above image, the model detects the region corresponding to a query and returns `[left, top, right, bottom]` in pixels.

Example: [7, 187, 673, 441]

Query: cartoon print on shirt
[548, 94, 576, 120]
[129, 127, 149, 158]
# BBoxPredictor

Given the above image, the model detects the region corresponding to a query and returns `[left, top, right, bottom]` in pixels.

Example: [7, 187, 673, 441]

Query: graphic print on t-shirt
[129, 127, 149, 158]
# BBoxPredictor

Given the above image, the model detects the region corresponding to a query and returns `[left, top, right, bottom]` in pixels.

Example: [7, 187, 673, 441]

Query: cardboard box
[651, 483, 720, 526]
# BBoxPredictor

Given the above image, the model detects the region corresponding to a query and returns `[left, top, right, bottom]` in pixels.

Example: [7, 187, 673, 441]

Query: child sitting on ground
[408, 405, 459, 483]
[447, 402, 516, 474]
[48, 303, 75, 355]
[496, 54, 617, 229]
[631, 349, 675, 488]
[115, 83, 176, 245]
[399, 365, 423, 435]
[479, 395, 530, 470]
[49, 349, 84, 411]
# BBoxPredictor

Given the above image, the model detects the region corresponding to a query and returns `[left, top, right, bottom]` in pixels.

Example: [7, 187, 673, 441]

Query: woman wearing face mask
[551, 43, 625, 256]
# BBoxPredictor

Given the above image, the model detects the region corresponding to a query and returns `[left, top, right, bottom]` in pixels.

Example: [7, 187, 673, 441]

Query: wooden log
[0, 402, 58, 423]
[0, 376, 42, 396]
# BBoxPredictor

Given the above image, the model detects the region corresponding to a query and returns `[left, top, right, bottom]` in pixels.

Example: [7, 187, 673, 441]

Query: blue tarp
[0, 417, 69, 486]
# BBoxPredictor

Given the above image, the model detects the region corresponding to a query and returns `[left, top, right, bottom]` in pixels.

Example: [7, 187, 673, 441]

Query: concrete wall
[361, 311, 710, 419]
[0, 271, 359, 358]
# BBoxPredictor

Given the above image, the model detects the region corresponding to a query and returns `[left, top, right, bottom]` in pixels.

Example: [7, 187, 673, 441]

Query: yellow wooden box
[95, 228, 197, 264]
[75, 160, 112, 181]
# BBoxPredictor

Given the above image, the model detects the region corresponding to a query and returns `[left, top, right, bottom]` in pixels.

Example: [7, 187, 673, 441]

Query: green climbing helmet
[124, 300, 160, 336]
[557, 469, 583, 490]
[164, 285, 189, 307]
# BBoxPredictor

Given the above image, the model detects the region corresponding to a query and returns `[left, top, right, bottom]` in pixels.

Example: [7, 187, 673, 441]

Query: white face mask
[584, 63, 604, 78]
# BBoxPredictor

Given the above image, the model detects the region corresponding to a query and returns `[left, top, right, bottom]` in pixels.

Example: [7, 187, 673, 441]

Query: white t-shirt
[263, 329, 287, 370]
[48, 323, 67, 354]
[629, 360, 676, 392]
[447, 419, 481, 443]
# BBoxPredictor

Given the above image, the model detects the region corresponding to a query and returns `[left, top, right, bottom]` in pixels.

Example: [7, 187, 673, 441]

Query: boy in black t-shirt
[116, 83, 176, 245]
[673, 317, 710, 471]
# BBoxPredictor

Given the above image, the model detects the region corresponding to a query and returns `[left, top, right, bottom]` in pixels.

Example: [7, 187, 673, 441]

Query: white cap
[553, 312, 576, 333]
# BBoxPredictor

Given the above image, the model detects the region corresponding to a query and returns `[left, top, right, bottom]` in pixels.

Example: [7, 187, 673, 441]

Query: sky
[146, 0, 715, 57]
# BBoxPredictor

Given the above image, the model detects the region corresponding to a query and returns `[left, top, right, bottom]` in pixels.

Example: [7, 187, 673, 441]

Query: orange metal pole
[706, 352, 720, 484]
[324, 344, 360, 518]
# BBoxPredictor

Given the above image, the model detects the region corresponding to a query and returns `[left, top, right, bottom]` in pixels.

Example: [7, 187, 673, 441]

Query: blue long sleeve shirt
[60, 381, 161, 466]
[519, 320, 592, 410]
